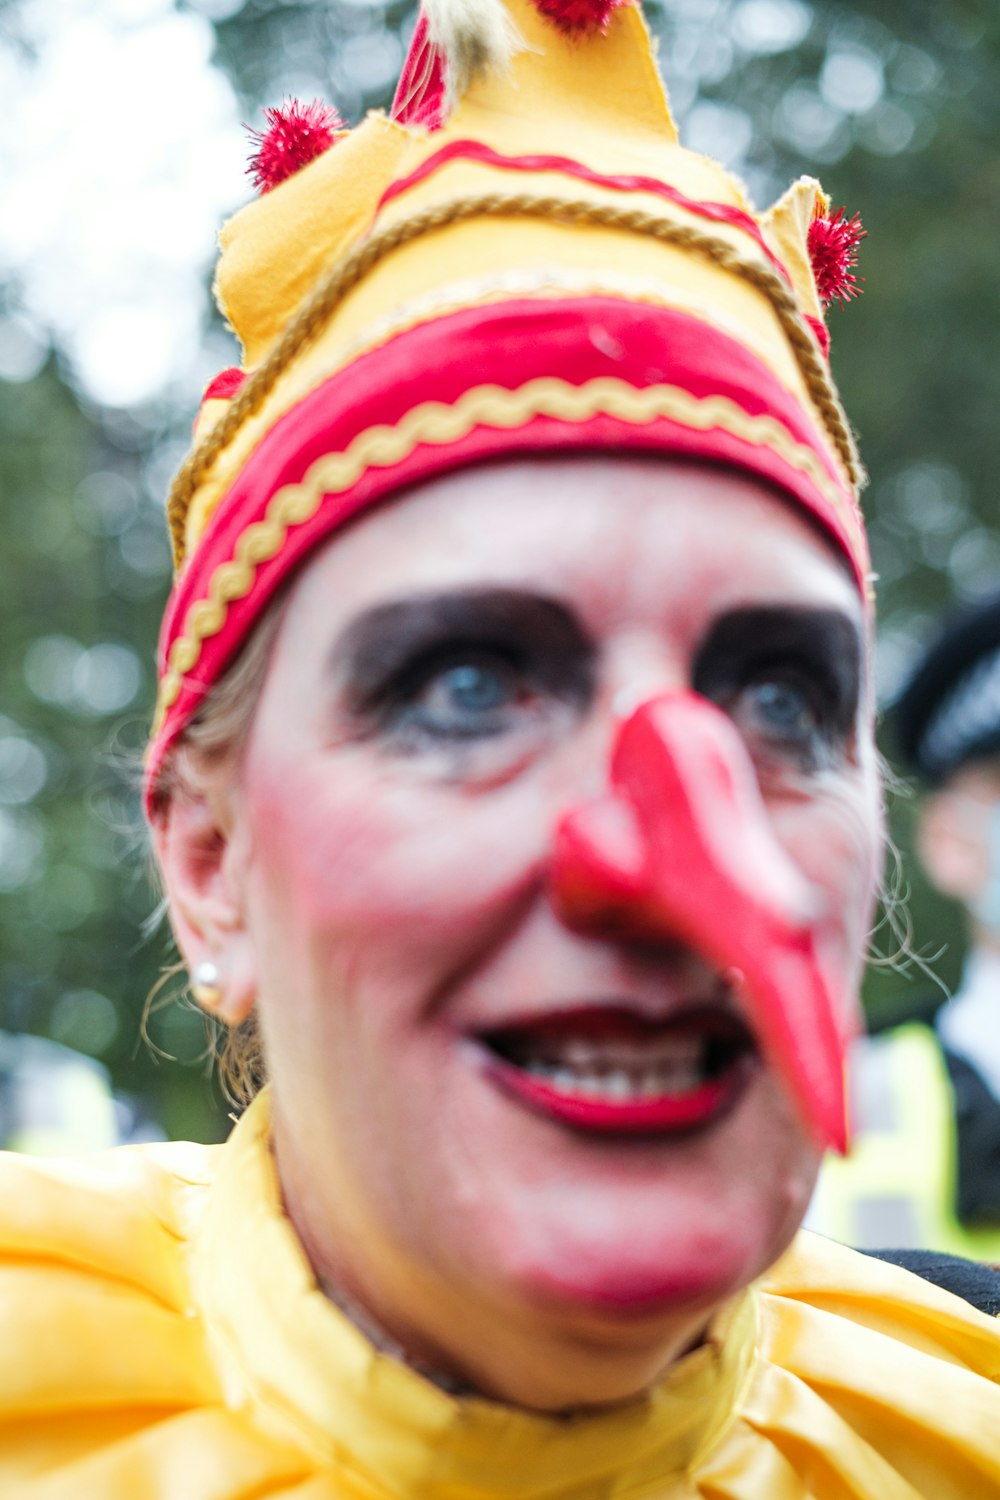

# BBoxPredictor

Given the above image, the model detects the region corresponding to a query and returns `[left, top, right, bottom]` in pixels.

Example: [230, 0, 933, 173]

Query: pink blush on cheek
[242, 754, 551, 1011]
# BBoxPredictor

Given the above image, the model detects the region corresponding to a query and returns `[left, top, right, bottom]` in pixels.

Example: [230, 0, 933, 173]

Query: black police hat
[894, 591, 1000, 784]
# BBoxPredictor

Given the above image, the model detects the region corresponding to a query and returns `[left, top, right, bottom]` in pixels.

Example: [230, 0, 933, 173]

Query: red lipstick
[478, 1004, 756, 1136]
[487, 1058, 748, 1134]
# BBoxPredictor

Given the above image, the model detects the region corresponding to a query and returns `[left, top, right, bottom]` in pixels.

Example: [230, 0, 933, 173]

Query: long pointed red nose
[551, 692, 851, 1152]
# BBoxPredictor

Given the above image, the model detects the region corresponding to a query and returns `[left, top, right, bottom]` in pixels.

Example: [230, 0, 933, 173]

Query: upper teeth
[537, 1038, 704, 1070]
[524, 1059, 703, 1100]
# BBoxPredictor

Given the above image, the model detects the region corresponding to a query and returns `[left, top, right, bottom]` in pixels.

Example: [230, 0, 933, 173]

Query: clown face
[164, 455, 881, 1409]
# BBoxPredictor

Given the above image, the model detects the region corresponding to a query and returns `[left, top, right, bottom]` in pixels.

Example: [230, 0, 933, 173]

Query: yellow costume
[1, 1091, 999, 1499]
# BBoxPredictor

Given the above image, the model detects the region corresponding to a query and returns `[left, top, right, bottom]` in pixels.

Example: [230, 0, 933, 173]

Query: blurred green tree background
[0, 0, 996, 1140]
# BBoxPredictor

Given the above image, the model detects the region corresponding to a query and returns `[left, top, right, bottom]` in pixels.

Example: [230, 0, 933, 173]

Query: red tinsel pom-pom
[246, 99, 345, 195]
[807, 207, 866, 308]
[532, 0, 630, 37]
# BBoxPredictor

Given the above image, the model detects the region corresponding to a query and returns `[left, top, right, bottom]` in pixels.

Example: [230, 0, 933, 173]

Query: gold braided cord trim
[152, 374, 861, 736]
[166, 191, 864, 569]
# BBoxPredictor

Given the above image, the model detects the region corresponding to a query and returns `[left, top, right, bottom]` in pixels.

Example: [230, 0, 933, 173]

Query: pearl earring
[191, 960, 222, 1008]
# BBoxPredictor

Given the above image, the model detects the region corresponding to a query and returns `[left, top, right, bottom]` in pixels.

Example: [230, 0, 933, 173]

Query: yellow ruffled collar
[192, 1090, 758, 1498]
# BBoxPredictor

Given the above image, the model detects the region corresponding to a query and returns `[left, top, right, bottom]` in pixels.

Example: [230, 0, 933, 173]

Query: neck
[321, 1253, 714, 1411]
[318, 1274, 476, 1397]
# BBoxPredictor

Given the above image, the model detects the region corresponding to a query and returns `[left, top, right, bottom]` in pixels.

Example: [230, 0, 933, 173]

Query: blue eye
[436, 664, 510, 714]
[746, 679, 819, 737]
[729, 675, 829, 770]
[400, 654, 527, 739]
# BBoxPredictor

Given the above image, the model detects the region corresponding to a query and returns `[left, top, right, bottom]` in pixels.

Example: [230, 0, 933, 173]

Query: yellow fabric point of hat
[760, 176, 829, 328]
[215, 115, 412, 369]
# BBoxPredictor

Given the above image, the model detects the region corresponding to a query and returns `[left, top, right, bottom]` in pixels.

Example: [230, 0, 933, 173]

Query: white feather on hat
[423, 0, 524, 102]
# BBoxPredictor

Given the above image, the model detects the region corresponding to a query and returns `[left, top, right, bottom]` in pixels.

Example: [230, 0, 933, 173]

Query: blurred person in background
[812, 593, 1000, 1258]
[0, 3, 999, 1496]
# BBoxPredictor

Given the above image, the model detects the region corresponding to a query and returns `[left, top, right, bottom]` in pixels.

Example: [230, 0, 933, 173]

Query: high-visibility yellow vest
[812, 1022, 1000, 1259]
[0, 1031, 120, 1155]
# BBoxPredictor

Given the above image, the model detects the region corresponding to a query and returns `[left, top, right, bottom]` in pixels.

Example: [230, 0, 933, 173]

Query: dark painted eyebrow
[328, 593, 864, 723]
[693, 605, 865, 727]
[328, 588, 596, 705]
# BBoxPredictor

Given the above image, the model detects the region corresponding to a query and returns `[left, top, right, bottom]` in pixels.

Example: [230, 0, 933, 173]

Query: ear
[150, 786, 258, 1026]
[916, 790, 989, 905]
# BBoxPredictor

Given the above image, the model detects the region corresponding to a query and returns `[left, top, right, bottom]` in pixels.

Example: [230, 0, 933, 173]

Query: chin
[467, 1158, 812, 1346]
[455, 1069, 816, 1319]
[507, 1204, 796, 1328]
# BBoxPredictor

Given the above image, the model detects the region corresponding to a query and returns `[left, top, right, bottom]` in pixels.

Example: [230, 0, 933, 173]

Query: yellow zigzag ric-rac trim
[166, 192, 865, 570]
[152, 376, 861, 737]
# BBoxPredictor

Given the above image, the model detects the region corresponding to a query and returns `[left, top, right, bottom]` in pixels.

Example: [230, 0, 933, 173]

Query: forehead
[282, 455, 864, 642]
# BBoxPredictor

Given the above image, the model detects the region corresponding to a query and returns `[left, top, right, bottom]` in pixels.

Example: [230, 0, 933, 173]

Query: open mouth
[476, 1004, 759, 1136]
